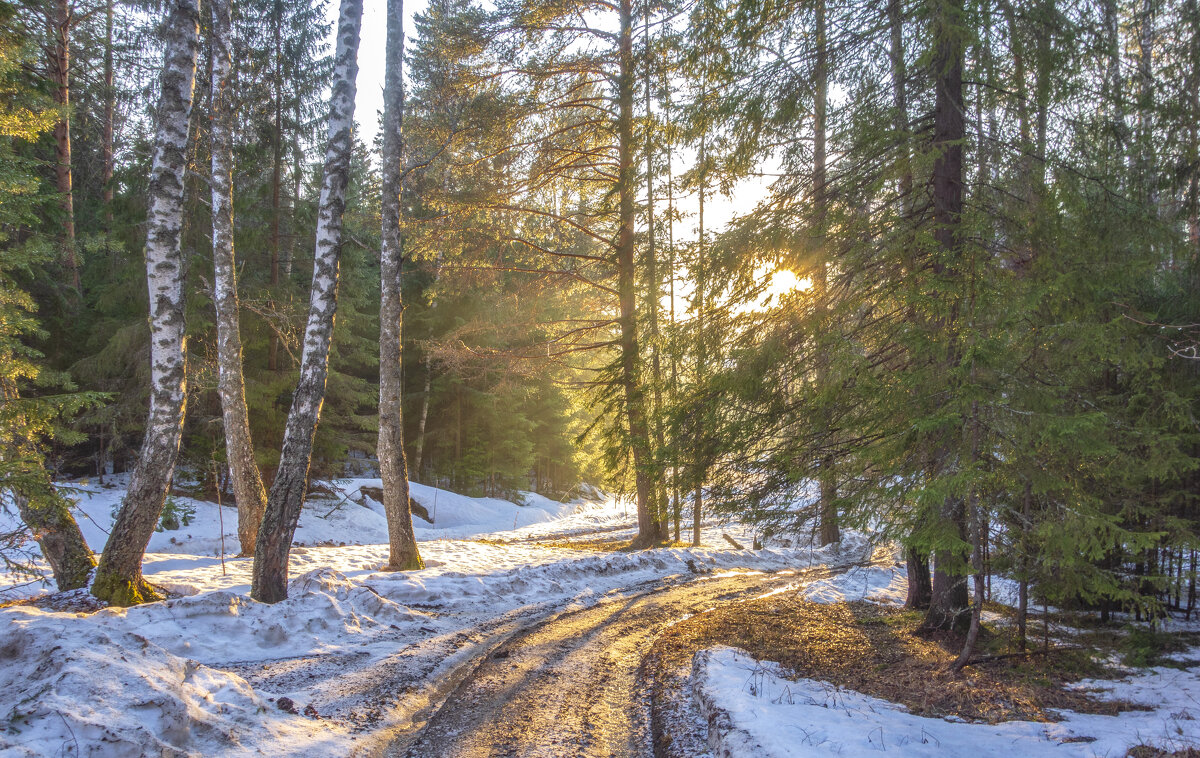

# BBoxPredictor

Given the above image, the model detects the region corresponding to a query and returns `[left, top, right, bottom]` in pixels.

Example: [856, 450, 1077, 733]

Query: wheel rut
[383, 563, 853, 758]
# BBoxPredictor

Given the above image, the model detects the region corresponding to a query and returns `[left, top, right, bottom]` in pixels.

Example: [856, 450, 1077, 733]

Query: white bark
[92, 0, 199, 606]
[252, 0, 363, 603]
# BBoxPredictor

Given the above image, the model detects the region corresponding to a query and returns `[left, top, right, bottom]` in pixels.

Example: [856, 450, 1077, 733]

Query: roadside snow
[694, 646, 1200, 757]
[0, 478, 869, 757]
[694, 565, 1200, 758]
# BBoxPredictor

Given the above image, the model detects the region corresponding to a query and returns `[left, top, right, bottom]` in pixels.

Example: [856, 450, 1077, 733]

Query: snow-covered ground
[0, 477, 862, 757]
[3, 478, 1197, 757]
[693, 568, 1200, 758]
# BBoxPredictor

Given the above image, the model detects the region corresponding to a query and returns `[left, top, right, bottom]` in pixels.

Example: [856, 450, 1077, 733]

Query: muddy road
[381, 563, 853, 758]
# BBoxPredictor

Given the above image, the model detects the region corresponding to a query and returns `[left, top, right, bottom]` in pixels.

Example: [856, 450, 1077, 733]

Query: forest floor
[1, 478, 1199, 757]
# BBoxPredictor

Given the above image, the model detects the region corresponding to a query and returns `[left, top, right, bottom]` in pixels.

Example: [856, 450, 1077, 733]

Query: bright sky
[337, 0, 775, 244]
[345, 0, 428, 150]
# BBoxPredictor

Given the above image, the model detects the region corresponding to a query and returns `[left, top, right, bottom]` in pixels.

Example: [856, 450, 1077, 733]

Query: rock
[276, 696, 298, 714]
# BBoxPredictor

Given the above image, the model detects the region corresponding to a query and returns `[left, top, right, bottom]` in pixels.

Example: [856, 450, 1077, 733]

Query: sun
[763, 268, 812, 300]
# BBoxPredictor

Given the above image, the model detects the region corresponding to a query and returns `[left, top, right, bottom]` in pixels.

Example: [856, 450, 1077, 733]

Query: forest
[3, 0, 1200, 735]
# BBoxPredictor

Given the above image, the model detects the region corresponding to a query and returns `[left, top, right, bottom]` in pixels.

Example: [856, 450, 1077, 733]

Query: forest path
[380, 562, 857, 758]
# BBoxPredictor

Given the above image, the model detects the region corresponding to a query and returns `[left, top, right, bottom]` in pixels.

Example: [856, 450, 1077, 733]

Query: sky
[332, 0, 772, 242]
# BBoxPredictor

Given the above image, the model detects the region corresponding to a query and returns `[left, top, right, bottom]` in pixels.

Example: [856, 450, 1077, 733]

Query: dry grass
[649, 592, 1146, 724]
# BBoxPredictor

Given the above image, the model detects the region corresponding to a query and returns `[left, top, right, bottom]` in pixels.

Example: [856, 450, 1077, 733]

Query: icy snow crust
[0, 477, 855, 757]
[694, 568, 1200, 758]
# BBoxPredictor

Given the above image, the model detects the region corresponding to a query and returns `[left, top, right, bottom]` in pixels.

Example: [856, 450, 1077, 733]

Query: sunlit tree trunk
[414, 352, 432, 478]
[814, 0, 839, 547]
[92, 0, 200, 606]
[666, 89, 681, 543]
[49, 0, 77, 291]
[619, 0, 663, 548]
[692, 131, 707, 549]
[378, 0, 423, 571]
[644, 9, 667, 535]
[252, 0, 363, 603]
[211, 0, 269, 557]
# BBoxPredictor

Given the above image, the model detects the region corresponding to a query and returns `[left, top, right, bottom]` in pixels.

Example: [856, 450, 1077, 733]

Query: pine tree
[0, 1, 97, 589]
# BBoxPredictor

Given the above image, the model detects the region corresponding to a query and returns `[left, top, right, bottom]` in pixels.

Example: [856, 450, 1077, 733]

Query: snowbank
[693, 645, 1200, 758]
[0, 609, 346, 757]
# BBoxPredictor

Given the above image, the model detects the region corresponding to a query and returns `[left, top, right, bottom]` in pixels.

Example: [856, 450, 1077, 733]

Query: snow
[0, 477, 866, 757]
[3, 476, 1198, 756]
[694, 646, 1200, 757]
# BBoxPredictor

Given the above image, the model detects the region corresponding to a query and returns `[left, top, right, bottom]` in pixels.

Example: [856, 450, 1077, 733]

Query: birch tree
[211, 0, 268, 557]
[378, 0, 423, 570]
[91, 0, 199, 606]
[252, 0, 363, 603]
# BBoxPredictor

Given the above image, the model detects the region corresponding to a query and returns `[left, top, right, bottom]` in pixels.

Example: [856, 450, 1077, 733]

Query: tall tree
[0, 2, 96, 589]
[211, 0, 268, 557]
[919, 0, 970, 635]
[91, 0, 199, 606]
[378, 0, 423, 570]
[252, 0, 363, 603]
[618, 0, 665, 546]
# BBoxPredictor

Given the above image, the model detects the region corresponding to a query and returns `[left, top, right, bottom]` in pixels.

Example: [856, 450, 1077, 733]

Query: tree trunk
[925, 539, 971, 633]
[211, 0, 268, 558]
[665, 88, 680, 545]
[102, 0, 114, 226]
[1, 379, 95, 590]
[888, 0, 911, 216]
[251, 0, 363, 603]
[644, 8, 666, 533]
[618, 0, 662, 549]
[813, 0, 839, 548]
[92, 0, 199, 607]
[268, 1, 284, 373]
[378, 0, 423, 571]
[905, 548, 932, 608]
[952, 486, 986, 670]
[920, 0, 969, 635]
[50, 0, 77, 291]
[414, 351, 432, 478]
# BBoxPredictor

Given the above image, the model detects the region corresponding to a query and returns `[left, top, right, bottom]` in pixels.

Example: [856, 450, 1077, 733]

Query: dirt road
[382, 563, 852, 758]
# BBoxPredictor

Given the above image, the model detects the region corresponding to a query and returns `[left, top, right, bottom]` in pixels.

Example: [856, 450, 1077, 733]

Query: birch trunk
[252, 0, 363, 603]
[378, 0, 423, 571]
[92, 0, 199, 606]
[211, 0, 268, 557]
[618, 0, 663, 548]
